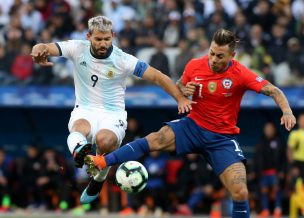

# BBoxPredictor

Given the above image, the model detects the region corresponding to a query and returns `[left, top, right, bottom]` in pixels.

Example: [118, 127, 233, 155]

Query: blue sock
[187, 190, 204, 210]
[274, 190, 282, 209]
[232, 201, 250, 218]
[105, 138, 150, 166]
[261, 192, 268, 210]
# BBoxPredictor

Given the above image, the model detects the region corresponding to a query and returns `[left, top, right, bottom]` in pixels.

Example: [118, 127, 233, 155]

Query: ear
[86, 32, 91, 40]
[231, 51, 236, 57]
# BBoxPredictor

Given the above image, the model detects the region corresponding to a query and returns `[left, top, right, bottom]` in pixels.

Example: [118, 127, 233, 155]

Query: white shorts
[68, 106, 127, 146]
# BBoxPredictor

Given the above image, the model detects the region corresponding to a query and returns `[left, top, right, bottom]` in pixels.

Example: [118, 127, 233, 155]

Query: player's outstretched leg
[67, 132, 92, 168]
[80, 167, 110, 204]
[84, 138, 150, 170]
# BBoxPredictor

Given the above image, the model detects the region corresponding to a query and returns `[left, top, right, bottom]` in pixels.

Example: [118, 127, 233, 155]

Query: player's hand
[31, 49, 54, 66]
[281, 112, 296, 131]
[177, 96, 196, 114]
[183, 81, 200, 97]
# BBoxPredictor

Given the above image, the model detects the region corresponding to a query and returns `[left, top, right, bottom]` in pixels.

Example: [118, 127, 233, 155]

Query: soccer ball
[115, 161, 148, 193]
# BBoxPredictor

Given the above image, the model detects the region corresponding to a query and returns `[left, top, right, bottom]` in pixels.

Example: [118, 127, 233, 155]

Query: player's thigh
[94, 111, 127, 153]
[146, 125, 176, 152]
[219, 162, 248, 199]
[68, 108, 92, 137]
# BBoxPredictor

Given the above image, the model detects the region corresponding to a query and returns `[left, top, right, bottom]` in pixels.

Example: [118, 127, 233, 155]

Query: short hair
[212, 28, 239, 52]
[88, 16, 113, 33]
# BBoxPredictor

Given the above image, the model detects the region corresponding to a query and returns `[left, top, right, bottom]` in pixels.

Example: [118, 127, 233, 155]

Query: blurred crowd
[1, 0, 304, 216]
[0, 0, 304, 87]
[1, 114, 304, 217]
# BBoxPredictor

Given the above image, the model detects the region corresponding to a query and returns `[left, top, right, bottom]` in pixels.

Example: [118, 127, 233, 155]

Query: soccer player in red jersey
[84, 29, 296, 217]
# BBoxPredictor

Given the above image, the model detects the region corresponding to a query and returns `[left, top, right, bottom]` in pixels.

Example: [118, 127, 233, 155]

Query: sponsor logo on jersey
[208, 81, 217, 93]
[80, 61, 87, 67]
[222, 78, 233, 89]
[106, 70, 114, 78]
[194, 76, 204, 81]
[256, 76, 264, 82]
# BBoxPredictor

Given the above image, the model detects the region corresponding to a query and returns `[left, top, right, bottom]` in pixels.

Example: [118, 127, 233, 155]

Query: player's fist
[31, 44, 54, 66]
[183, 81, 200, 97]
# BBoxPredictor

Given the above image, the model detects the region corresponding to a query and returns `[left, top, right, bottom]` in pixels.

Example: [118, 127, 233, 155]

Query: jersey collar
[222, 61, 233, 72]
[208, 60, 233, 73]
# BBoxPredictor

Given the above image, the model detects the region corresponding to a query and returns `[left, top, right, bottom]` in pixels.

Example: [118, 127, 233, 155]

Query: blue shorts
[259, 175, 278, 187]
[165, 117, 246, 176]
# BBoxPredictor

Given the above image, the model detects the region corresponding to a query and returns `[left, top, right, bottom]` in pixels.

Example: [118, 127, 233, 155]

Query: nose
[210, 56, 218, 65]
[99, 40, 107, 47]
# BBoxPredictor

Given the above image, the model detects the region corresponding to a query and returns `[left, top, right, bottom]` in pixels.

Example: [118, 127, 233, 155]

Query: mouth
[98, 48, 107, 53]
[211, 65, 221, 72]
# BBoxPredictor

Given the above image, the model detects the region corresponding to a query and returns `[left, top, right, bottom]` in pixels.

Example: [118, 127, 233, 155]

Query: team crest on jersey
[106, 70, 114, 78]
[222, 78, 233, 89]
[208, 82, 217, 93]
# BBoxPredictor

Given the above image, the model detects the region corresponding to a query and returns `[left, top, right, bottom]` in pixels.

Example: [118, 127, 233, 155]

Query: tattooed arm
[260, 83, 296, 131]
[176, 77, 199, 97]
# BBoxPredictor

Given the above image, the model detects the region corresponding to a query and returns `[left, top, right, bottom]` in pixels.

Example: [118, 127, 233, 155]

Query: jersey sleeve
[241, 65, 268, 93]
[56, 40, 79, 60]
[123, 52, 148, 78]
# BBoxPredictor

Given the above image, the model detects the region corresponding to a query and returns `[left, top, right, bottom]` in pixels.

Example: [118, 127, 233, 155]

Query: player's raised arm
[260, 83, 296, 131]
[142, 66, 196, 114]
[31, 43, 60, 66]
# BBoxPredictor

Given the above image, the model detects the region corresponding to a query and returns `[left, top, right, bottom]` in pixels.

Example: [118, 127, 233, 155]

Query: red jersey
[182, 55, 268, 134]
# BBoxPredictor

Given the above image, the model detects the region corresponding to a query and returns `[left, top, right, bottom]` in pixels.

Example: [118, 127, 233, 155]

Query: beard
[210, 64, 222, 72]
[90, 45, 113, 59]
[92, 46, 109, 55]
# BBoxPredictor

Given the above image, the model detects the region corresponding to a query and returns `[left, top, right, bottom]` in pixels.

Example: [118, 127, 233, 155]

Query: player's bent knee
[146, 132, 163, 150]
[231, 187, 249, 201]
[95, 135, 117, 153]
[71, 119, 91, 135]
[146, 127, 175, 151]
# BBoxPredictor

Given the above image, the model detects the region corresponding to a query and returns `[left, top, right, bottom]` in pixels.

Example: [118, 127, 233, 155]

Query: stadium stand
[0, 0, 303, 216]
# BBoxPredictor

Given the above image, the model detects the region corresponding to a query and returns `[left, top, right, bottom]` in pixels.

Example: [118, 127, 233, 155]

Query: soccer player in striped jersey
[31, 16, 193, 204]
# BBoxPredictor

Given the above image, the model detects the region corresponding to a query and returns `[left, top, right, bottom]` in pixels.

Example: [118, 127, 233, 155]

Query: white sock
[94, 166, 111, 182]
[67, 132, 88, 154]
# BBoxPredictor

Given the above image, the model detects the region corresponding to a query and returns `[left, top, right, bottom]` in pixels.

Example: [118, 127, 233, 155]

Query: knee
[95, 134, 116, 153]
[146, 131, 165, 150]
[231, 186, 249, 201]
[71, 119, 90, 136]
